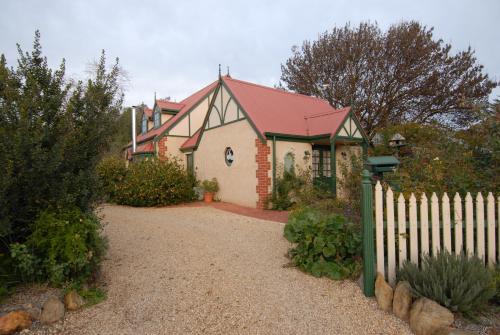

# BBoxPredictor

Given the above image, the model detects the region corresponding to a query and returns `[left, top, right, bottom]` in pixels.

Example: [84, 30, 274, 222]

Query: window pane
[322, 150, 331, 177]
[312, 150, 320, 178]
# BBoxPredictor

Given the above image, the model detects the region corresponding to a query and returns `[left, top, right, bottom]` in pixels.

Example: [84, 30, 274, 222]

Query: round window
[225, 147, 234, 166]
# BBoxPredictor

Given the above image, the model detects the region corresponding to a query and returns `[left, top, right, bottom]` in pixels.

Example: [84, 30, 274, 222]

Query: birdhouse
[389, 133, 406, 148]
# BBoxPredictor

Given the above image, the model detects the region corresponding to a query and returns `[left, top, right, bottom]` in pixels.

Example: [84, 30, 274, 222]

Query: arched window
[284, 152, 295, 174]
[153, 106, 161, 128]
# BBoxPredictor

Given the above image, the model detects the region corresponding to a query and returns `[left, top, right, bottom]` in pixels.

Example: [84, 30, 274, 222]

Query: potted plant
[201, 178, 219, 203]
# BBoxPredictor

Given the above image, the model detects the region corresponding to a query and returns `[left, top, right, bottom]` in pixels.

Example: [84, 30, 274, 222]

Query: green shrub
[492, 266, 500, 305]
[10, 208, 107, 286]
[398, 251, 495, 317]
[284, 207, 361, 279]
[201, 178, 219, 193]
[113, 159, 195, 207]
[96, 157, 127, 201]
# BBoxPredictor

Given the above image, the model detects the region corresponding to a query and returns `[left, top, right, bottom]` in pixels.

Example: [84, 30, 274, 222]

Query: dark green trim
[264, 132, 331, 143]
[335, 136, 365, 142]
[203, 117, 246, 131]
[213, 104, 222, 123]
[221, 80, 266, 143]
[192, 83, 222, 150]
[180, 147, 195, 153]
[330, 139, 336, 196]
[362, 142, 368, 161]
[272, 136, 276, 196]
[155, 86, 217, 142]
[161, 134, 189, 138]
[332, 110, 369, 144]
[223, 97, 232, 121]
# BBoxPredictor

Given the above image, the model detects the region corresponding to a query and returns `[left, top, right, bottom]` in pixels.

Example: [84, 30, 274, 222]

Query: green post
[361, 169, 375, 297]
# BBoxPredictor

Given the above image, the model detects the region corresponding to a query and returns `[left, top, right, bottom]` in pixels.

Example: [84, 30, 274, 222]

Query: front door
[312, 145, 332, 190]
[186, 153, 194, 175]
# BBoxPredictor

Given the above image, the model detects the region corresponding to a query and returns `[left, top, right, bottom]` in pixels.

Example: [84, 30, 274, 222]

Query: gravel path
[54, 205, 411, 334]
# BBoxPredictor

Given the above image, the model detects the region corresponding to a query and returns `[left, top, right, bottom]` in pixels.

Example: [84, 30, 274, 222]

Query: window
[312, 150, 320, 178]
[154, 106, 161, 128]
[284, 152, 295, 174]
[141, 114, 148, 134]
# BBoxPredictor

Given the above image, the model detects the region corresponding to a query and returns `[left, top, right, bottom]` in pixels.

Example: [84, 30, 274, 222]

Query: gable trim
[154, 85, 217, 143]
[332, 109, 369, 143]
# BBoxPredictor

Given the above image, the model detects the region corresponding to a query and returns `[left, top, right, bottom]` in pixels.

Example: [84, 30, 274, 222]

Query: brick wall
[255, 138, 271, 209]
[157, 136, 168, 159]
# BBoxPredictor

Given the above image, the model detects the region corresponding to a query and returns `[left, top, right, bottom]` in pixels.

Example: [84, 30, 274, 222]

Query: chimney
[131, 105, 137, 153]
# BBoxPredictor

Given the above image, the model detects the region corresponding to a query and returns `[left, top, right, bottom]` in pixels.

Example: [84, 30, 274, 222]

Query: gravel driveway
[57, 204, 411, 334]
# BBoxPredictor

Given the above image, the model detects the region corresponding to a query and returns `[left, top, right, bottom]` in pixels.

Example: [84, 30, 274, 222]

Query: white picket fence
[374, 181, 499, 284]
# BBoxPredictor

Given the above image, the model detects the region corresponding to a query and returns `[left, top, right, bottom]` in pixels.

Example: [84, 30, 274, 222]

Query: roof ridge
[223, 76, 330, 103]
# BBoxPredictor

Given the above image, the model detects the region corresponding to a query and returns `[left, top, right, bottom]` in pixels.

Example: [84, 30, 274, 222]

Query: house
[125, 75, 369, 208]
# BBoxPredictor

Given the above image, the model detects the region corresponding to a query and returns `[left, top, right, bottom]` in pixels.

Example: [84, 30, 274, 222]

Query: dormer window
[141, 114, 148, 134]
[154, 106, 161, 128]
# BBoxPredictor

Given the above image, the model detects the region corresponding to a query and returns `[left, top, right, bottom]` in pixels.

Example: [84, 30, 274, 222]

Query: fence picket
[386, 187, 396, 284]
[453, 193, 463, 255]
[420, 194, 429, 255]
[431, 193, 440, 255]
[375, 182, 384, 276]
[465, 193, 474, 256]
[487, 192, 496, 267]
[409, 194, 418, 264]
[398, 193, 407, 267]
[476, 193, 485, 261]
[442, 193, 452, 253]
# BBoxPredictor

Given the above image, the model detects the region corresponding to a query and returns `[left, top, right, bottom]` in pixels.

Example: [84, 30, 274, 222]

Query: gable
[336, 114, 363, 139]
[205, 85, 245, 130]
[168, 91, 214, 136]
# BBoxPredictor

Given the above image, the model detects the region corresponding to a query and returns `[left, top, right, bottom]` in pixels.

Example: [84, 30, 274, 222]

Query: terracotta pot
[204, 192, 214, 203]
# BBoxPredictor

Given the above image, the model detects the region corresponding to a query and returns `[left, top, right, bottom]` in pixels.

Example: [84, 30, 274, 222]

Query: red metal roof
[222, 76, 350, 138]
[127, 80, 218, 147]
[180, 128, 201, 150]
[156, 99, 185, 111]
[134, 141, 154, 154]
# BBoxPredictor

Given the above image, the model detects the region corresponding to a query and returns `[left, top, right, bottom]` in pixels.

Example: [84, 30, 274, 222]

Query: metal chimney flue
[131, 105, 137, 153]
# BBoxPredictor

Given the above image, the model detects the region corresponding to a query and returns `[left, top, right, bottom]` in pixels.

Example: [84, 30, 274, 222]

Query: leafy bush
[492, 266, 500, 305]
[201, 178, 219, 193]
[268, 171, 306, 210]
[10, 208, 107, 286]
[398, 251, 495, 317]
[112, 159, 195, 207]
[284, 207, 361, 279]
[96, 156, 127, 200]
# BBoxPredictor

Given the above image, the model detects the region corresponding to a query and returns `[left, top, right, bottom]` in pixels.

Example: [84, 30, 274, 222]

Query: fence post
[361, 169, 375, 297]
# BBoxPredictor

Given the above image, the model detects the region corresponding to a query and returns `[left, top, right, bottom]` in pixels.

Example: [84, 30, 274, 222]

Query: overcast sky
[1, 0, 499, 107]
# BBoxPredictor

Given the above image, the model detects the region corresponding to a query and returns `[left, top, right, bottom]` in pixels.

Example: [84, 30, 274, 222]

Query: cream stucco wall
[165, 136, 189, 166]
[161, 113, 173, 125]
[272, 141, 312, 178]
[169, 94, 212, 137]
[194, 119, 259, 207]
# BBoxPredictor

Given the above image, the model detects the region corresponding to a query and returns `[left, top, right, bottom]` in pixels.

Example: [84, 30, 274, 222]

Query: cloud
[1, 0, 499, 107]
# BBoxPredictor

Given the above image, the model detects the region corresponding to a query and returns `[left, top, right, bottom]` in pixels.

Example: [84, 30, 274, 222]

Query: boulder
[0, 310, 32, 335]
[40, 296, 65, 325]
[432, 327, 476, 335]
[409, 298, 454, 335]
[64, 290, 86, 311]
[375, 272, 393, 312]
[393, 281, 412, 321]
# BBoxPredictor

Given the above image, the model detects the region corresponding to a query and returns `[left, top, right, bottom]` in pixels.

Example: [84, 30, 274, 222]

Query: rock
[393, 281, 412, 321]
[0, 310, 32, 335]
[432, 327, 476, 335]
[409, 298, 454, 335]
[64, 290, 85, 311]
[375, 272, 393, 312]
[40, 296, 65, 325]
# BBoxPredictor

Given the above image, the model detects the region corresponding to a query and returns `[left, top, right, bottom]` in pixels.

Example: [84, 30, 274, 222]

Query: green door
[312, 146, 332, 190]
